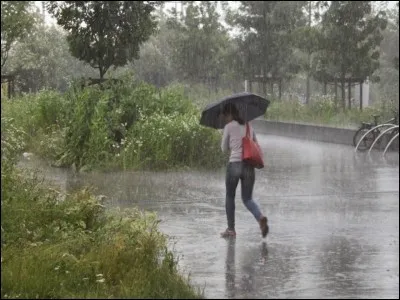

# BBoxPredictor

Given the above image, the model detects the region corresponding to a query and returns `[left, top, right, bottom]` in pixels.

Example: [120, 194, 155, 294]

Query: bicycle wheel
[353, 128, 376, 151]
[384, 128, 399, 151]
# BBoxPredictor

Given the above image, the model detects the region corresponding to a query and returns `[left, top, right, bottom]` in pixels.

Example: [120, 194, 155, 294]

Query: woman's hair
[222, 103, 245, 125]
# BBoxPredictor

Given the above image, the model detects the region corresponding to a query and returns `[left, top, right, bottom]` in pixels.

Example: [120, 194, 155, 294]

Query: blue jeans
[225, 161, 263, 230]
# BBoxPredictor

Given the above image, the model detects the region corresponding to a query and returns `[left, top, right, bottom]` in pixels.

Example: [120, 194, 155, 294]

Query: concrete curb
[250, 119, 358, 146]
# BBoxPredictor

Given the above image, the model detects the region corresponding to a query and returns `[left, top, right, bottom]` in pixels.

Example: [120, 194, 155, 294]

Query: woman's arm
[221, 125, 230, 152]
[253, 130, 258, 143]
[252, 128, 262, 149]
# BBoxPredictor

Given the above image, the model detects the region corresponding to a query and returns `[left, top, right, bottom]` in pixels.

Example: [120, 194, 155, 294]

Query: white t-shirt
[221, 120, 258, 162]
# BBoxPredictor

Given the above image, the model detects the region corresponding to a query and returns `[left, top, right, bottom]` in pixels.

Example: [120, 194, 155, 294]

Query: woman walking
[220, 103, 269, 238]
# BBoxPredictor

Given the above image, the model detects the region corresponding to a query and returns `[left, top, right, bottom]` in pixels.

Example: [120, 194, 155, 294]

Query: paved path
[19, 134, 399, 299]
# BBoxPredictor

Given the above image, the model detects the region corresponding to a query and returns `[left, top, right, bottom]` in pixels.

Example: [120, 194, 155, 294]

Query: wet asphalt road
[18, 134, 399, 299]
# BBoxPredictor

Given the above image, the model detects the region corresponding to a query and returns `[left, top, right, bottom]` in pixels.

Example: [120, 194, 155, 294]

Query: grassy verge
[265, 96, 397, 128]
[1, 117, 202, 299]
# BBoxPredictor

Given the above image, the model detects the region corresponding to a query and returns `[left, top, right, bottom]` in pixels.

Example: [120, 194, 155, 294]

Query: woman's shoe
[221, 228, 236, 238]
[259, 216, 269, 238]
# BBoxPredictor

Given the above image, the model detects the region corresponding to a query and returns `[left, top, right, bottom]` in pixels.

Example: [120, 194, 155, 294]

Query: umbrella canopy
[199, 92, 270, 129]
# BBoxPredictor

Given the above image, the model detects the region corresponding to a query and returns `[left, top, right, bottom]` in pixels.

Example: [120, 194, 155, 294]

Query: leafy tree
[292, 1, 327, 104]
[132, 35, 173, 88]
[227, 1, 305, 97]
[46, 1, 160, 79]
[130, 11, 176, 87]
[166, 1, 230, 88]
[393, 1, 399, 70]
[316, 1, 387, 109]
[4, 21, 97, 93]
[1, 1, 36, 71]
[373, 2, 399, 106]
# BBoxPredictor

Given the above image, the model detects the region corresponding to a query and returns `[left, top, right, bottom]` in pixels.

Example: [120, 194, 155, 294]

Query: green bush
[1, 116, 27, 172]
[1, 91, 69, 162]
[2, 77, 225, 171]
[1, 170, 201, 299]
[0, 125, 201, 298]
[1, 83, 202, 300]
[58, 81, 221, 171]
[119, 112, 225, 170]
[1, 90, 67, 136]
[1, 96, 34, 139]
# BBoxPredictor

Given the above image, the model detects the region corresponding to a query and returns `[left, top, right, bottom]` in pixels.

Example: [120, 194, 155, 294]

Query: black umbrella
[199, 92, 270, 129]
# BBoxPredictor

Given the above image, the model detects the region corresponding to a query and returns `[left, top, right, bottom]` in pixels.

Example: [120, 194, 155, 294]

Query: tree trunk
[278, 80, 282, 100]
[270, 82, 274, 98]
[6, 81, 10, 99]
[262, 66, 267, 97]
[306, 1, 312, 105]
[359, 81, 363, 111]
[262, 81, 267, 97]
[323, 82, 327, 95]
[99, 67, 104, 80]
[341, 79, 346, 111]
[334, 79, 338, 110]
[249, 80, 253, 93]
[306, 73, 310, 104]
[348, 81, 351, 109]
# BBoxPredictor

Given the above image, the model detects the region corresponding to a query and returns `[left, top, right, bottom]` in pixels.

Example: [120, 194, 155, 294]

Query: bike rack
[383, 129, 399, 156]
[368, 125, 398, 154]
[354, 124, 398, 152]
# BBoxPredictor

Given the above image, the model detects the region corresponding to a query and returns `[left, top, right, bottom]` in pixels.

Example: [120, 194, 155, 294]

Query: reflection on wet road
[18, 135, 399, 299]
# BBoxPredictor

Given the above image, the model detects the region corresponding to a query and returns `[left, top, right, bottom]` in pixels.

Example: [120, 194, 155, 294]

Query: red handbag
[242, 123, 264, 169]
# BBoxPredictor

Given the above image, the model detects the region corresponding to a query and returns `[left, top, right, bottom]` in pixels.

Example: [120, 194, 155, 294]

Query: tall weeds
[1, 112, 202, 299]
[2, 77, 225, 171]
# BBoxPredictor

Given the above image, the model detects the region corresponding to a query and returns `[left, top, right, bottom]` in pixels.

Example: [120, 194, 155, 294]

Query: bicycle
[353, 109, 399, 152]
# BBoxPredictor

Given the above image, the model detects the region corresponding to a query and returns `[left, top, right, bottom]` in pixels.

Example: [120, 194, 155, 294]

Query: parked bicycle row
[353, 109, 399, 153]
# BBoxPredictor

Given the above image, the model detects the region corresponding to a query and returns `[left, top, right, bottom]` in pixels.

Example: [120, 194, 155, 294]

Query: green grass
[1, 118, 203, 299]
[265, 96, 397, 128]
[1, 173, 203, 299]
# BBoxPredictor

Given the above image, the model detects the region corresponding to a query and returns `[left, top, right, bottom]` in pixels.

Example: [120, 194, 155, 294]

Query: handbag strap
[245, 122, 251, 137]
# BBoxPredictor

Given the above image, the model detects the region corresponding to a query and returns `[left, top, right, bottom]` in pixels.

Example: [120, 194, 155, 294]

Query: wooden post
[278, 79, 282, 100]
[323, 82, 327, 95]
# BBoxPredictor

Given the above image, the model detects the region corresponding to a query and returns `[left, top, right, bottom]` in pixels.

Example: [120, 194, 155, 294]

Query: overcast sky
[35, 1, 240, 25]
[35, 1, 397, 30]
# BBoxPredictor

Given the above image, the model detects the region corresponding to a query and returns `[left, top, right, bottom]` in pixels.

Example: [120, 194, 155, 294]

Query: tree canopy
[2, 0, 397, 110]
[227, 1, 306, 95]
[166, 1, 230, 86]
[46, 1, 160, 79]
[4, 20, 97, 93]
[1, 1, 36, 71]
[316, 1, 387, 83]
